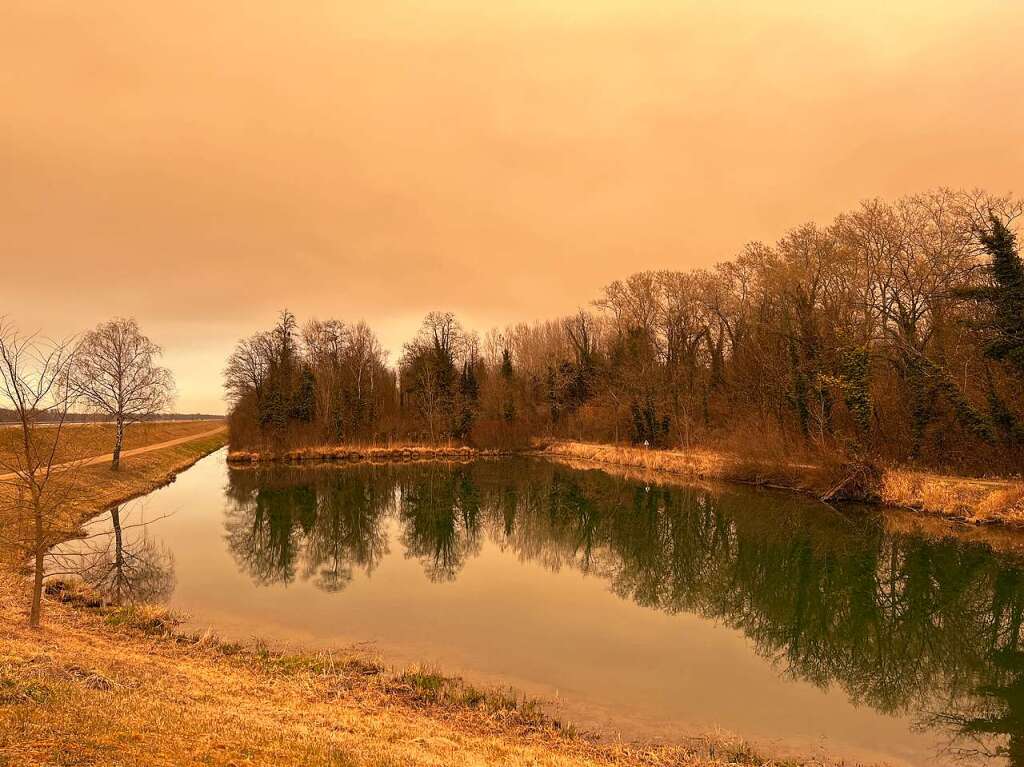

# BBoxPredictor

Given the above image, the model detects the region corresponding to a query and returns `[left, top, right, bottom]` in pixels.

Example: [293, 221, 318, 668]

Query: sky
[3, 1, 1023, 413]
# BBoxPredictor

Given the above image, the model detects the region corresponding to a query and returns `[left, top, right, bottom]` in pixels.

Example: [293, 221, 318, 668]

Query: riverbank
[541, 441, 1024, 526]
[227, 443, 513, 464]
[0, 419, 224, 471]
[60, 426, 228, 517]
[225, 437, 1024, 525]
[0, 424, 228, 571]
[0, 575, 847, 767]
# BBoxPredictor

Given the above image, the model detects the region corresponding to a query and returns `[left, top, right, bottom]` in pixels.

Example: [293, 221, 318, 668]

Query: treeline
[224, 188, 1024, 473]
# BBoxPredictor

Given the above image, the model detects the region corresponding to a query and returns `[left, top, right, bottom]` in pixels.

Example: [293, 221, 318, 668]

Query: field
[0, 419, 224, 471]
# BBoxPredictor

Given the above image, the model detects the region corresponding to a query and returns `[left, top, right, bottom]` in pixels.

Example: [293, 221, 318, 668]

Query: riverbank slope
[0, 575, 843, 767]
[0, 423, 228, 582]
[541, 441, 1024, 526]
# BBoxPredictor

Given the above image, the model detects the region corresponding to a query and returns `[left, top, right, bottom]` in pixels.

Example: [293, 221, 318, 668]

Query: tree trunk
[30, 504, 44, 628]
[112, 417, 125, 470]
[111, 506, 125, 605]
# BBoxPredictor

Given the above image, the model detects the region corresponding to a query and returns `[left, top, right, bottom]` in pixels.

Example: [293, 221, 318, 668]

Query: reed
[881, 470, 1024, 524]
[544, 440, 1024, 527]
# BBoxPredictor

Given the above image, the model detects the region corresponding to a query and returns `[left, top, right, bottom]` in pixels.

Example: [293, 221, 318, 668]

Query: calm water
[56, 449, 1024, 766]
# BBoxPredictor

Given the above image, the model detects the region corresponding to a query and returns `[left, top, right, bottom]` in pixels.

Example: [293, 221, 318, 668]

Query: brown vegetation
[541, 440, 834, 495]
[228, 443, 511, 464]
[881, 470, 1024, 525]
[0, 573, 848, 767]
[544, 440, 1024, 527]
[0, 419, 224, 471]
[226, 190, 1024, 488]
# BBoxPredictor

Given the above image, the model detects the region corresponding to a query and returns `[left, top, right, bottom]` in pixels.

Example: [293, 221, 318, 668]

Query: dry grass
[0, 419, 223, 469]
[544, 441, 1024, 527]
[0, 574, 845, 767]
[0, 428, 228, 572]
[229, 444, 512, 464]
[881, 470, 1024, 525]
[57, 429, 228, 515]
[540, 441, 832, 495]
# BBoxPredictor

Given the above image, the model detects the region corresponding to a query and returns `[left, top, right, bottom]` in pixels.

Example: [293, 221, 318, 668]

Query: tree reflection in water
[225, 458, 1024, 763]
[50, 504, 176, 605]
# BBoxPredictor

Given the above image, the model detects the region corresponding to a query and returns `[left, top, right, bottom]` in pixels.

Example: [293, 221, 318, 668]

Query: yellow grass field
[0, 419, 224, 471]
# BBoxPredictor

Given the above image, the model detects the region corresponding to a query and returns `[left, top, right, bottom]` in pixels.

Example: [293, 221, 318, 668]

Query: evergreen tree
[965, 215, 1024, 378]
[292, 366, 316, 422]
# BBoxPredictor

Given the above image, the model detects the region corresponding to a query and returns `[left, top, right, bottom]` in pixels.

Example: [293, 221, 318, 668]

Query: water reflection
[224, 471, 391, 591]
[51, 504, 176, 605]
[225, 459, 1024, 763]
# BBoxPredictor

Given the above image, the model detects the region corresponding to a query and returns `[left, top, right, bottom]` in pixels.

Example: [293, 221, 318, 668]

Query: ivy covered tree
[966, 215, 1024, 379]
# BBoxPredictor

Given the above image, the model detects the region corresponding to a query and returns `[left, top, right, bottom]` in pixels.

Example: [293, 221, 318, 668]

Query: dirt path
[0, 425, 226, 481]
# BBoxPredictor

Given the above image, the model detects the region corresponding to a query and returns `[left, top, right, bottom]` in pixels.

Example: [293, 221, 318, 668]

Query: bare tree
[72, 318, 175, 470]
[219, 188, 1024, 470]
[0, 321, 88, 627]
[224, 331, 273, 407]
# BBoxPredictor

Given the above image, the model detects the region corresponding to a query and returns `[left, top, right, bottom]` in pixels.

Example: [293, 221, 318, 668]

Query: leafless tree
[224, 331, 274, 407]
[400, 312, 467, 441]
[222, 188, 1024, 470]
[72, 318, 175, 470]
[0, 320, 89, 627]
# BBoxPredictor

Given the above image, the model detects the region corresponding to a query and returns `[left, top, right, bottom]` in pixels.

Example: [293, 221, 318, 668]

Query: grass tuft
[103, 604, 181, 635]
[391, 664, 547, 725]
[0, 675, 51, 705]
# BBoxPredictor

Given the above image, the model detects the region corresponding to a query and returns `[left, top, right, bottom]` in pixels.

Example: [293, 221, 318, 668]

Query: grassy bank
[540, 441, 831, 493]
[228, 443, 513, 465]
[1, 426, 227, 529]
[542, 441, 1024, 526]
[0, 424, 228, 598]
[0, 419, 224, 469]
[56, 427, 228, 516]
[880, 469, 1024, 525]
[0, 575, 839, 767]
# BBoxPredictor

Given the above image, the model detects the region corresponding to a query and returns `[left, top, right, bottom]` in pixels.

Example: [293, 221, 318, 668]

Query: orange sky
[3, 1, 1023, 413]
